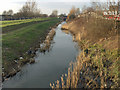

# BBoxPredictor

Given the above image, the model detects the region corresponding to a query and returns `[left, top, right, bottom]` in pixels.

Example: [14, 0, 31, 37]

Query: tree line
[2, 0, 59, 20]
[67, 0, 120, 21]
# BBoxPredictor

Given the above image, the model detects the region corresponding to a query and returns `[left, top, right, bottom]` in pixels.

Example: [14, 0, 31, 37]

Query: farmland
[1, 17, 58, 33]
[2, 17, 60, 75]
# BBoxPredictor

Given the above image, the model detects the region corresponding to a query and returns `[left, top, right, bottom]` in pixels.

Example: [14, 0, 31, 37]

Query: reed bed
[50, 43, 119, 88]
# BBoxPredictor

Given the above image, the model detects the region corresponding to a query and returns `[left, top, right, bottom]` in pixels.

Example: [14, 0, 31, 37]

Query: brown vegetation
[62, 16, 119, 50]
[50, 44, 119, 88]
[52, 12, 119, 88]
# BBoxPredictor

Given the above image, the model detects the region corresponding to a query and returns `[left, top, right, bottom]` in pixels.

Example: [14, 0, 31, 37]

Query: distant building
[0, 15, 4, 21]
[0, 15, 13, 21]
[109, 5, 118, 15]
[103, 4, 120, 16]
[103, 3, 120, 20]
[0, 15, 2, 21]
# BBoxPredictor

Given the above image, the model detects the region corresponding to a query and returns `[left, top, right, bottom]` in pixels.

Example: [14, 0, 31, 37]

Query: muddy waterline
[3, 22, 80, 88]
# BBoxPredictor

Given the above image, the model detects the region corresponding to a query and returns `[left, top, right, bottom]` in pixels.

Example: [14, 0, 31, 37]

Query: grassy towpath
[2, 17, 54, 33]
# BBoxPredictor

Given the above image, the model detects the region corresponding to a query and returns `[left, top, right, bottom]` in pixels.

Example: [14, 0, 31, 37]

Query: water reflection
[3, 22, 79, 88]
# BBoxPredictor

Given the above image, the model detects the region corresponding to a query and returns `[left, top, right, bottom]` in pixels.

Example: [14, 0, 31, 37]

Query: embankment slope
[62, 17, 119, 50]
[2, 18, 60, 79]
[53, 16, 120, 88]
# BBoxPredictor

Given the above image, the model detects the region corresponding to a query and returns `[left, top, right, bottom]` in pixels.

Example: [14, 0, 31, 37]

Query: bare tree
[7, 10, 13, 15]
[2, 10, 13, 15]
[67, 6, 78, 21]
[76, 8, 80, 16]
[69, 6, 76, 15]
[19, 0, 40, 18]
[82, 5, 88, 14]
[2, 11, 7, 15]
[50, 10, 58, 17]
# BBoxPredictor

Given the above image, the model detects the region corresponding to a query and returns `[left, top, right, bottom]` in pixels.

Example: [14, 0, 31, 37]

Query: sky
[0, 0, 119, 15]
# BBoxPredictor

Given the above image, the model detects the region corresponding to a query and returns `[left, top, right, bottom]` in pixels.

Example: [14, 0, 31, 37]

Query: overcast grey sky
[0, 0, 119, 15]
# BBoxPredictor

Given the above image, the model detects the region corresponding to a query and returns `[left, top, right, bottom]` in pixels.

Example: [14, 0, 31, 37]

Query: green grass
[2, 20, 47, 34]
[2, 18, 60, 71]
[0, 17, 54, 28]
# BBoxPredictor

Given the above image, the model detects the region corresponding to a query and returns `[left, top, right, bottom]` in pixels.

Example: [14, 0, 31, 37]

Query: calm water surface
[3, 22, 79, 88]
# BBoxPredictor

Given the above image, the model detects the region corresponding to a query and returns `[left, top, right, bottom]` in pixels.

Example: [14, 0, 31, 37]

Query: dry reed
[50, 43, 119, 89]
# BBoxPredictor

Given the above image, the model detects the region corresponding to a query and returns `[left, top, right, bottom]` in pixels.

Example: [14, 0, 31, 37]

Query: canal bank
[3, 22, 79, 88]
[2, 19, 61, 81]
[51, 16, 119, 88]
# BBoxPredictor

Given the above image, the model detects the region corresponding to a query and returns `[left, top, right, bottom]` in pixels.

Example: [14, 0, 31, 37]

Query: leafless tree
[50, 10, 58, 17]
[7, 10, 13, 15]
[2, 11, 7, 15]
[76, 8, 80, 16]
[19, 0, 40, 18]
[2, 10, 13, 15]
[67, 6, 81, 21]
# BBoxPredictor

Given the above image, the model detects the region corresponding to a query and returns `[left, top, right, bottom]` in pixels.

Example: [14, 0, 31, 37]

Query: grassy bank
[2, 18, 60, 76]
[51, 16, 120, 88]
[2, 17, 56, 33]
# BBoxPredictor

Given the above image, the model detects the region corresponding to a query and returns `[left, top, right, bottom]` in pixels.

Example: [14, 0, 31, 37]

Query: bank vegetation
[50, 1, 120, 88]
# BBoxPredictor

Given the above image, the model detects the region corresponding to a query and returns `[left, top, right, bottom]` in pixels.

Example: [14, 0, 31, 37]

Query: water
[3, 22, 79, 88]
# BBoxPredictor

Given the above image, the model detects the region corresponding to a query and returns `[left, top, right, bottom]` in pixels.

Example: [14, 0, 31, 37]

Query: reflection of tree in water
[62, 30, 70, 34]
[39, 39, 55, 54]
[39, 29, 56, 54]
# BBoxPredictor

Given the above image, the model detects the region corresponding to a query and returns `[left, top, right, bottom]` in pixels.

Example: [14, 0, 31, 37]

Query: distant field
[0, 17, 53, 27]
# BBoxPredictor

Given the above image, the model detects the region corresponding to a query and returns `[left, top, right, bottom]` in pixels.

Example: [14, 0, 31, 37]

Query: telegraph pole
[118, 0, 120, 15]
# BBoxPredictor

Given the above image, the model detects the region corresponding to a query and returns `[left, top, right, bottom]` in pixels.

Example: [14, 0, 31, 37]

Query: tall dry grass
[50, 14, 119, 89]
[50, 43, 119, 88]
